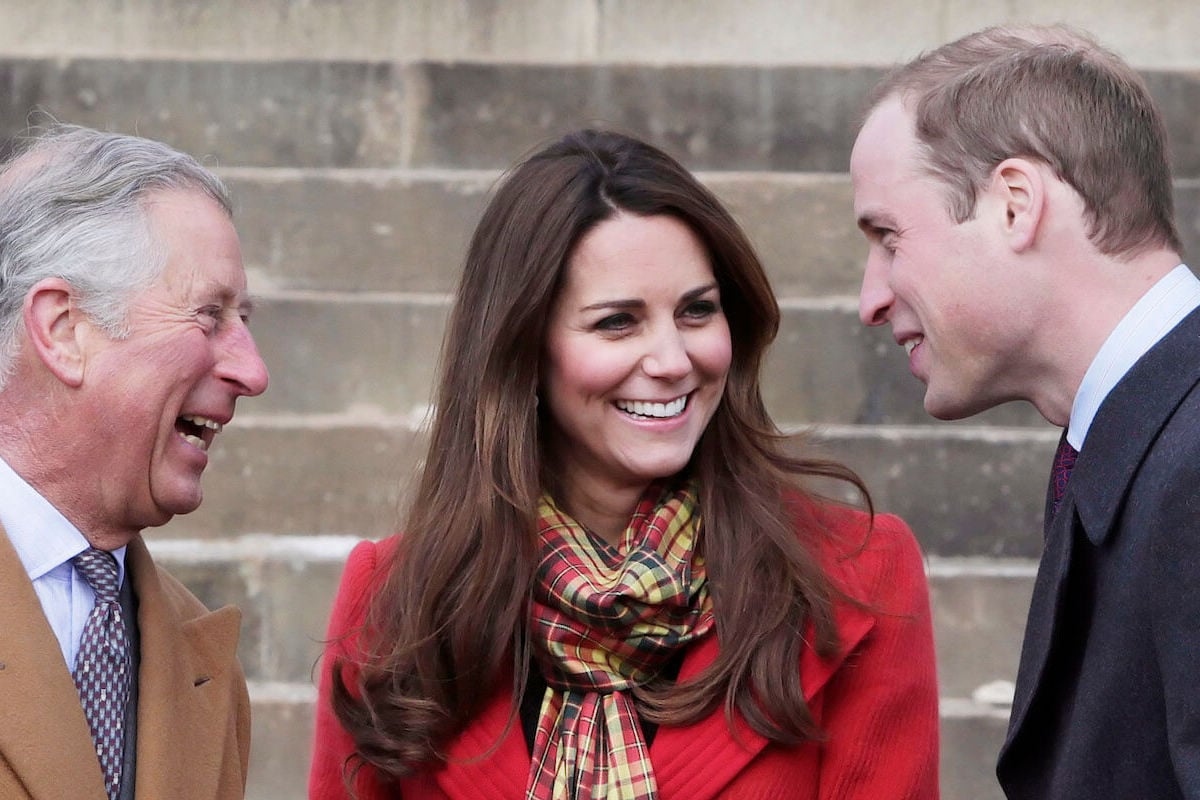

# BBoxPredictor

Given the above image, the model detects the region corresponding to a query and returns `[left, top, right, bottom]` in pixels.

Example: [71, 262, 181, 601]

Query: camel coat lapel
[124, 536, 248, 799]
[0, 529, 247, 800]
[0, 524, 108, 800]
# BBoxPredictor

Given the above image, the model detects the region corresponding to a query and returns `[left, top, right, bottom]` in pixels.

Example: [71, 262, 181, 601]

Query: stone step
[234, 549, 1028, 800]
[150, 538, 1038, 698]
[247, 686, 1010, 800]
[2, 0, 1197, 70]
[1, 60, 1198, 175]
[159, 418, 422, 542]
[219, 166, 1200, 298]
[225, 169, 869, 298]
[812, 426, 1057, 559]
[927, 558, 1034, 699]
[245, 682, 316, 800]
[218, 547, 1029, 799]
[248, 686, 1010, 800]
[244, 292, 1052, 429]
[159, 420, 1058, 559]
[153, 537, 355, 685]
[939, 700, 1011, 800]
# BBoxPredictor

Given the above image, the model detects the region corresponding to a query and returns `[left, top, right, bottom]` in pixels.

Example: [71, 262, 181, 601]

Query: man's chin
[922, 388, 982, 421]
[150, 486, 204, 524]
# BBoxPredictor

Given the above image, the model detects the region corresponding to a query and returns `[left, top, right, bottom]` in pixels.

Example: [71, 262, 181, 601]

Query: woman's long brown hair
[330, 129, 872, 780]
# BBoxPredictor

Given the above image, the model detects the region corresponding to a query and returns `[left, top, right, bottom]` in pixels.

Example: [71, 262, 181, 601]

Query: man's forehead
[852, 99, 933, 206]
[167, 270, 251, 302]
[854, 96, 916, 161]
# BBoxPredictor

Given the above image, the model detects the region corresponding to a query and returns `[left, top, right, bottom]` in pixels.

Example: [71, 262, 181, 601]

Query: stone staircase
[1, 2, 1198, 797]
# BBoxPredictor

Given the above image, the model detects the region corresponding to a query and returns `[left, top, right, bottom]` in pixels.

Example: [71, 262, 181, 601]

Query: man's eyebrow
[856, 210, 897, 234]
[197, 282, 258, 316]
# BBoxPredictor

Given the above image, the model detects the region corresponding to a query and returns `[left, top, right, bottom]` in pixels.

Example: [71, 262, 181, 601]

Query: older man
[851, 24, 1200, 799]
[0, 125, 268, 799]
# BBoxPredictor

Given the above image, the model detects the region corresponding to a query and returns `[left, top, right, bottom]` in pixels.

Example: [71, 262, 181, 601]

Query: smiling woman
[540, 212, 732, 544]
[310, 129, 941, 800]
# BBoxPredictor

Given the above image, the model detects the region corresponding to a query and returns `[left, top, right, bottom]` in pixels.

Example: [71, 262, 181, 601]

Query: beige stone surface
[155, 418, 1056, 556]
[227, 171, 1200, 298]
[245, 689, 318, 800]
[2, 61, 1197, 178]
[182, 558, 1024, 799]
[599, 0, 1200, 69]
[928, 561, 1036, 698]
[0, 0, 1196, 69]
[157, 422, 421, 540]
[5, 2, 1189, 793]
[241, 292, 1049, 427]
[0, 0, 598, 62]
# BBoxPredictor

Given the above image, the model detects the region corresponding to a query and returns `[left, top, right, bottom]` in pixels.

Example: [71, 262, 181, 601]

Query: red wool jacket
[308, 503, 940, 799]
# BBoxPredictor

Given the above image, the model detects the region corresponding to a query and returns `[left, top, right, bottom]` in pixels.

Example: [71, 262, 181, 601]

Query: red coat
[309, 504, 939, 799]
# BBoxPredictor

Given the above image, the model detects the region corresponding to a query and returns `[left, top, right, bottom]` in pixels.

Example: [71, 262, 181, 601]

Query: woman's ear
[24, 277, 86, 387]
[989, 157, 1045, 253]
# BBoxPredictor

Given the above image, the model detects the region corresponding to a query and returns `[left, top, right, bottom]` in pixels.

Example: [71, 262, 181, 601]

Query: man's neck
[1029, 248, 1182, 427]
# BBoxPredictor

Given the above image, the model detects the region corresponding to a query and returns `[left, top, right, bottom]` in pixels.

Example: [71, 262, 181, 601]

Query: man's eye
[196, 306, 225, 331]
[877, 229, 899, 253]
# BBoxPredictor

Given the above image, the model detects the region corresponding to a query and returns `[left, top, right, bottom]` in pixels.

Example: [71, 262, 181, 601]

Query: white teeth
[180, 414, 223, 432]
[615, 396, 688, 419]
[904, 337, 922, 356]
[180, 433, 210, 452]
[178, 414, 221, 452]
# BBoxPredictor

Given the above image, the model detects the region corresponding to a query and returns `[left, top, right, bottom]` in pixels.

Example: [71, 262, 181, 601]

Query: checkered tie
[72, 548, 131, 800]
[1051, 437, 1079, 514]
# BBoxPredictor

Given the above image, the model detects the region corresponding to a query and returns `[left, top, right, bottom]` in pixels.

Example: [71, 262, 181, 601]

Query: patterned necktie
[1051, 437, 1079, 514]
[71, 548, 131, 800]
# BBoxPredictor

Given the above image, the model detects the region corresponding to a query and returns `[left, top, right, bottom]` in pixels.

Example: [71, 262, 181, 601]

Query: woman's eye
[681, 299, 718, 319]
[595, 313, 635, 332]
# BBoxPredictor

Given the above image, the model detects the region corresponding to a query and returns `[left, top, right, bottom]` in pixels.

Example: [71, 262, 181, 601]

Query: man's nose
[858, 251, 894, 327]
[218, 320, 269, 397]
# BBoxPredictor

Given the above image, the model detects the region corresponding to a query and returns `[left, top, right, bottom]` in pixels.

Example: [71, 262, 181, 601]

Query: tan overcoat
[0, 527, 251, 799]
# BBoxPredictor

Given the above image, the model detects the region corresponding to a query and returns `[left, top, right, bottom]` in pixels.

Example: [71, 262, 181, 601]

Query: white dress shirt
[1068, 264, 1200, 449]
[0, 454, 127, 671]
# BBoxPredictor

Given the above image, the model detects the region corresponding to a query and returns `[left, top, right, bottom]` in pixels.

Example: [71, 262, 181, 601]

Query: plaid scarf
[525, 482, 714, 800]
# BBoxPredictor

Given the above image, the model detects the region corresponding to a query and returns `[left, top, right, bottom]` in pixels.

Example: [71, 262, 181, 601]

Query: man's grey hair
[0, 124, 232, 388]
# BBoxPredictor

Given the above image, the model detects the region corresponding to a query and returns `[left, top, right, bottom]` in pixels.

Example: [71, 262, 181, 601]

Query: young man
[851, 25, 1200, 800]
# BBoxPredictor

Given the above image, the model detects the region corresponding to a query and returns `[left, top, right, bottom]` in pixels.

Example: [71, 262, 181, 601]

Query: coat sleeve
[817, 512, 941, 800]
[308, 539, 389, 800]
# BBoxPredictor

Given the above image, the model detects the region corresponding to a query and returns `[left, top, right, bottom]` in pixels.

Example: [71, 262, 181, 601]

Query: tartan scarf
[525, 482, 714, 800]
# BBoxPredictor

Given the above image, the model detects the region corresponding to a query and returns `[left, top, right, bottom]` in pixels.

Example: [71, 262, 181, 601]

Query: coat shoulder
[789, 494, 927, 611]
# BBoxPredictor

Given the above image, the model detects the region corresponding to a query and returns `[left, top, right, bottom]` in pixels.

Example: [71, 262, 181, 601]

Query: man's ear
[987, 158, 1045, 253]
[24, 278, 86, 387]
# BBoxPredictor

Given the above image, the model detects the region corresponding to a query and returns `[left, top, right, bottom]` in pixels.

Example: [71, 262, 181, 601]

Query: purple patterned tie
[1051, 437, 1079, 514]
[71, 548, 130, 800]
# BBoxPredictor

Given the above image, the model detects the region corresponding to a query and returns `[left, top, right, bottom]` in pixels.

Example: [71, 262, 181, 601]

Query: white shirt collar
[0, 453, 126, 585]
[1068, 264, 1200, 449]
